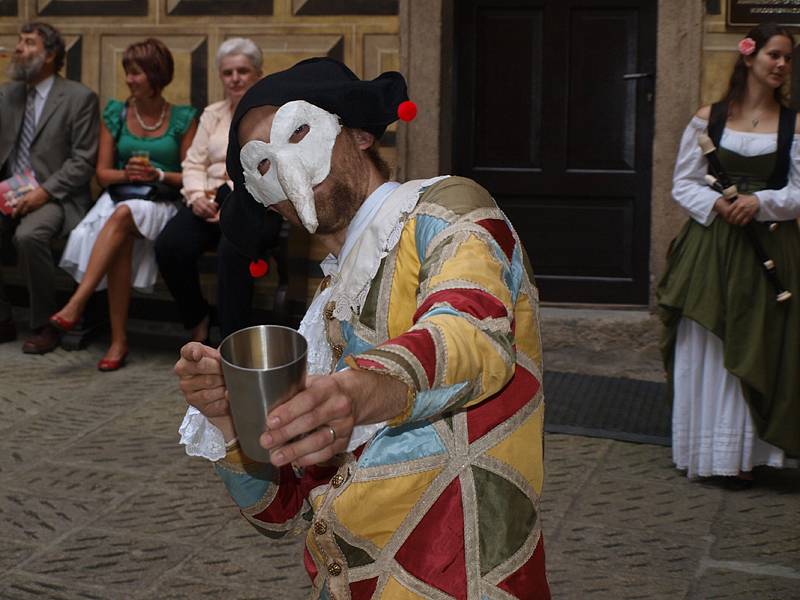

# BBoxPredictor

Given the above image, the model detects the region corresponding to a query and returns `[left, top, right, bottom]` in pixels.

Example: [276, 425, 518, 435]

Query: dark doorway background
[452, 0, 657, 304]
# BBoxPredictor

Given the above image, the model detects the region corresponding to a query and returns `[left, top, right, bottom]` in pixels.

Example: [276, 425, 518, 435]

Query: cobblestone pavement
[1, 331, 798, 599]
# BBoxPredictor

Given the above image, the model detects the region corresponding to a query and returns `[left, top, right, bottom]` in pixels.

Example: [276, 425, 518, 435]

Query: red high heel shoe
[49, 313, 78, 333]
[98, 351, 128, 372]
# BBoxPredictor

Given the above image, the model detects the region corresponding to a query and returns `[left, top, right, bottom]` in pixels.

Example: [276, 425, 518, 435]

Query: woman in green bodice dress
[658, 22, 800, 484]
[52, 38, 197, 370]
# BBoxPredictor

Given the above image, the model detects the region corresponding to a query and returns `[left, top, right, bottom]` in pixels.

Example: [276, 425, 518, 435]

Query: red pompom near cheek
[397, 100, 417, 122]
[249, 259, 269, 278]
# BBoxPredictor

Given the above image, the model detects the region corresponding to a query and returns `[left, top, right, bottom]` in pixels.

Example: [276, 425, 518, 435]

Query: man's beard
[313, 176, 361, 235]
[312, 134, 368, 235]
[7, 52, 45, 82]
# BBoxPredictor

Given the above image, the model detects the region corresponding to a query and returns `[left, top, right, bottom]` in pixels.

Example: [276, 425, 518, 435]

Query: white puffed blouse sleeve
[753, 136, 800, 221]
[671, 116, 721, 227]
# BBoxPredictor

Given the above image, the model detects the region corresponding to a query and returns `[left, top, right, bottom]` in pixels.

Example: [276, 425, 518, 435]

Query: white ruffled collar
[321, 177, 448, 322]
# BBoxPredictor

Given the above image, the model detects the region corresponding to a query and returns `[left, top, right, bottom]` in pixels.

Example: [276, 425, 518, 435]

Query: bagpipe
[697, 133, 792, 303]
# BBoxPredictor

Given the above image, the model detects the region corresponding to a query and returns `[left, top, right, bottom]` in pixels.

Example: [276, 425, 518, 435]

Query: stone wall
[648, 0, 705, 306]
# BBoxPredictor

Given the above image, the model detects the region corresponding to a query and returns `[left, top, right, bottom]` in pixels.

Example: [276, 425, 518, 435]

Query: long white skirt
[672, 318, 796, 478]
[59, 191, 178, 293]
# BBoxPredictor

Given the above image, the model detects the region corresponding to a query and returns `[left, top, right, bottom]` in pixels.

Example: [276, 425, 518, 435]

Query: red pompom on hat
[397, 100, 417, 122]
[249, 259, 269, 278]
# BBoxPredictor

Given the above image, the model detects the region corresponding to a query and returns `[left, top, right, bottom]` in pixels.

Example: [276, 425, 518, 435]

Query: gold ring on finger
[326, 425, 336, 443]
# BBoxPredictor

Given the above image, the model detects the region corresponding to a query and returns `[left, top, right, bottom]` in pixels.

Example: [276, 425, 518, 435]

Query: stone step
[540, 306, 664, 382]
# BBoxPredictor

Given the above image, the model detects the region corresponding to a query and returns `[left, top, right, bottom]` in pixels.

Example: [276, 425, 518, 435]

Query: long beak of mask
[240, 100, 342, 233]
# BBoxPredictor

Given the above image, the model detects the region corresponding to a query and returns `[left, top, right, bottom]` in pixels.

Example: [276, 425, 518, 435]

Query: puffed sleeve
[102, 99, 124, 140]
[753, 136, 800, 221]
[671, 116, 721, 226]
[170, 104, 198, 137]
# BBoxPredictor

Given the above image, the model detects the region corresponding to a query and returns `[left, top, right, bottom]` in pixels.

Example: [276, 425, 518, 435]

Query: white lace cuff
[178, 406, 227, 461]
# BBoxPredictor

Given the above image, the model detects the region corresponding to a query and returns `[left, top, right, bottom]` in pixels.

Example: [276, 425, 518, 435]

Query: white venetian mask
[240, 100, 342, 233]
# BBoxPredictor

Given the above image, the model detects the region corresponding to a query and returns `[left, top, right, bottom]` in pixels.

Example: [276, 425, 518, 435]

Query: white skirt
[59, 191, 178, 293]
[671, 318, 797, 478]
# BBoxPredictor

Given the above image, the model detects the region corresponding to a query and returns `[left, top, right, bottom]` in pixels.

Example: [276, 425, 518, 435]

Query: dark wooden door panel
[567, 9, 638, 172]
[473, 8, 544, 170]
[499, 196, 635, 278]
[454, 0, 656, 304]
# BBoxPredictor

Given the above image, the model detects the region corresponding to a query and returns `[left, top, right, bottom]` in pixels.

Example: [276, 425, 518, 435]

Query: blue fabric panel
[411, 381, 469, 421]
[214, 462, 275, 509]
[359, 421, 446, 468]
[417, 305, 461, 321]
[337, 321, 375, 371]
[509, 243, 524, 303]
[415, 214, 449, 263]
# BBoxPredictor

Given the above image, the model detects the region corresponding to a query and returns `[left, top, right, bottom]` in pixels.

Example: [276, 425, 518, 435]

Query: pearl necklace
[131, 98, 167, 132]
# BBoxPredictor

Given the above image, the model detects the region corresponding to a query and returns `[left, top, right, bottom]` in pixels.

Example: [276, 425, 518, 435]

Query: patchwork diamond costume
[215, 176, 550, 599]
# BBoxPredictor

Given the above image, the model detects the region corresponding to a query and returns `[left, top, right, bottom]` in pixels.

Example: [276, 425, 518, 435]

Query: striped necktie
[12, 87, 37, 175]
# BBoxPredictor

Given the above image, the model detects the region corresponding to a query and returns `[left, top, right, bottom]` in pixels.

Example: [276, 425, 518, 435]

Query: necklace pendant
[751, 118, 759, 129]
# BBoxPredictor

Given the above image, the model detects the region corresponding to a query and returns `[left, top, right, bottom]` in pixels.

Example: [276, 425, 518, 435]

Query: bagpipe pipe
[697, 133, 792, 303]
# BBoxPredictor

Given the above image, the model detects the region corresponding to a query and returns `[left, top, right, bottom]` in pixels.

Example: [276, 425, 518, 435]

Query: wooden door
[453, 0, 657, 304]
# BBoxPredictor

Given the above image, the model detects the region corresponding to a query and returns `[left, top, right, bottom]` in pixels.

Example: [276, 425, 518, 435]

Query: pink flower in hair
[738, 37, 756, 56]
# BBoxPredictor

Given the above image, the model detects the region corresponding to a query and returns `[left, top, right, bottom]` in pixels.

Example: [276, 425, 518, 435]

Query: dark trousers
[0, 203, 65, 329]
[155, 205, 254, 339]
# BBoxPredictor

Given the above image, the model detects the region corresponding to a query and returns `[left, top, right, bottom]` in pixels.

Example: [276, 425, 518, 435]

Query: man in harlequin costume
[175, 57, 550, 600]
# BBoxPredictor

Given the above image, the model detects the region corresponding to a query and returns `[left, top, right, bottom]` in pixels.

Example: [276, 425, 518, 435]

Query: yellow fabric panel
[426, 233, 513, 311]
[513, 292, 543, 367]
[305, 530, 322, 570]
[220, 445, 257, 468]
[380, 576, 427, 599]
[388, 218, 421, 339]
[310, 493, 325, 511]
[332, 467, 441, 549]
[486, 402, 545, 495]
[427, 313, 513, 403]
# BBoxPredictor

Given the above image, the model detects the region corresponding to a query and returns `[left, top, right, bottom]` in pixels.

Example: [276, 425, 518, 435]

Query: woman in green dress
[657, 22, 800, 484]
[52, 38, 197, 370]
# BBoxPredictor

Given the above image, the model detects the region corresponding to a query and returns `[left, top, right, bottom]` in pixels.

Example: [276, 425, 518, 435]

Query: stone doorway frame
[397, 0, 705, 308]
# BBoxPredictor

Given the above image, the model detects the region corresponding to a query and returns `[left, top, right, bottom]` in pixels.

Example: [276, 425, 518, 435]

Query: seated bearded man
[175, 57, 550, 600]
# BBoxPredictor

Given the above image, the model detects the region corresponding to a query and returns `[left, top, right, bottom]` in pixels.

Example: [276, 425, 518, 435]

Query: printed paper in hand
[0, 170, 39, 216]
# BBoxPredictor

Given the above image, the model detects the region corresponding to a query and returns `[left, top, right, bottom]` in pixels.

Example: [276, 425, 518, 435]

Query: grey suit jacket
[0, 75, 99, 235]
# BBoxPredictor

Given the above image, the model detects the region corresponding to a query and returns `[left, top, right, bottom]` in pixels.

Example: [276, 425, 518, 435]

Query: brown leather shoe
[0, 318, 16, 343]
[22, 324, 61, 354]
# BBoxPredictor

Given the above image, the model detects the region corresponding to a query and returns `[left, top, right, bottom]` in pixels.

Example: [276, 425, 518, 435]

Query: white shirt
[672, 116, 800, 225]
[30, 75, 55, 125]
[180, 100, 233, 205]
